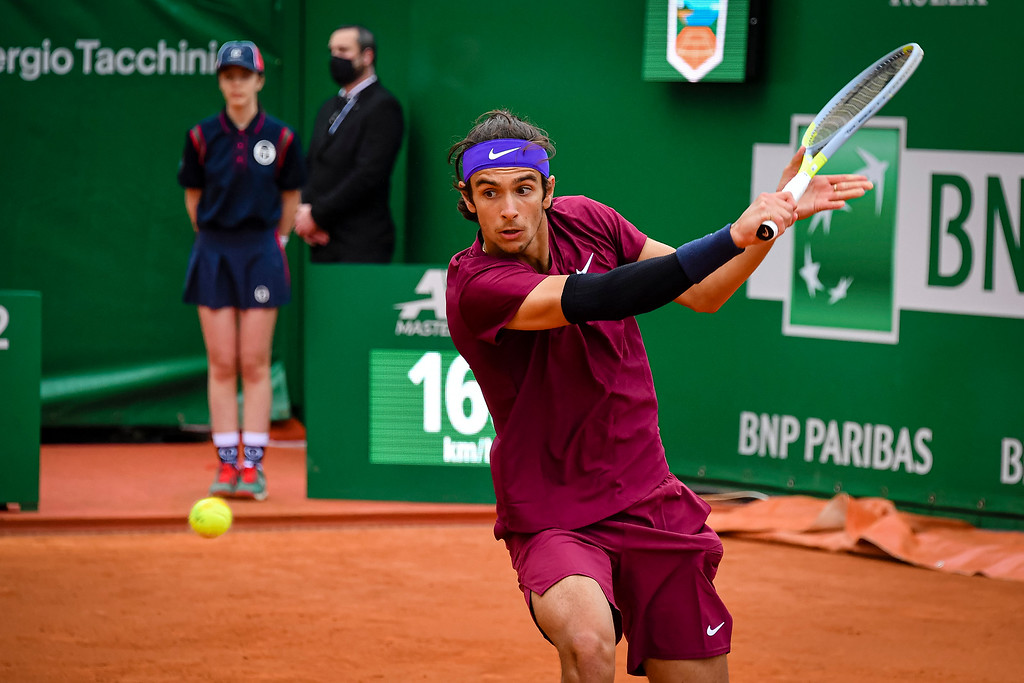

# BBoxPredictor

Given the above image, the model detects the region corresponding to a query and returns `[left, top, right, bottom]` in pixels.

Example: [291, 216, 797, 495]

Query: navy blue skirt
[183, 229, 290, 309]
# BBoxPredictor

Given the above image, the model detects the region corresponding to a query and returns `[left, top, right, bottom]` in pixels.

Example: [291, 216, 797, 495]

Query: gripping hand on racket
[761, 146, 874, 242]
[732, 147, 873, 247]
[780, 146, 872, 219]
[730, 187, 799, 248]
[730, 147, 873, 247]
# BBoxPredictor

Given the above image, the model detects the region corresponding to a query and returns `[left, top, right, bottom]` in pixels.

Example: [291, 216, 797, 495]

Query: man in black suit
[294, 25, 404, 263]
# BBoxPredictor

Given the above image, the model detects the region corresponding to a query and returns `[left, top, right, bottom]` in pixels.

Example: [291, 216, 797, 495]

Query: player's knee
[560, 627, 616, 675]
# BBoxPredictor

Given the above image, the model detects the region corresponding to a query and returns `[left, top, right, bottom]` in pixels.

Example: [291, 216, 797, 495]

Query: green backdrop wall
[1, 0, 303, 426]
[299, 0, 1023, 528]
[2, 1, 1021, 524]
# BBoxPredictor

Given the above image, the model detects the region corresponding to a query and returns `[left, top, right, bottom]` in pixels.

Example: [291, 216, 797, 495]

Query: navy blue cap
[215, 41, 265, 74]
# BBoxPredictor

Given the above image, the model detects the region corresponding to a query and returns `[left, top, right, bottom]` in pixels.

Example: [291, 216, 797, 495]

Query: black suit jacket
[303, 81, 404, 263]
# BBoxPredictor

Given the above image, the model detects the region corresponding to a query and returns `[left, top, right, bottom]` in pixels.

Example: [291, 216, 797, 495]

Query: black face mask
[329, 56, 356, 87]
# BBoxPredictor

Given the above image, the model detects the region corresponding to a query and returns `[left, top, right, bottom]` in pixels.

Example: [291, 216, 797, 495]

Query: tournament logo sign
[667, 0, 727, 82]
[750, 118, 904, 344]
[642, 0, 752, 83]
[748, 116, 1024, 344]
[786, 119, 902, 343]
[393, 268, 449, 338]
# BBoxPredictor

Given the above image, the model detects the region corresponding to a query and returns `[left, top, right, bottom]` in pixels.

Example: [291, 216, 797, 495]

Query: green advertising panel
[0, 292, 42, 510]
[788, 124, 900, 339]
[304, 265, 495, 504]
[299, 1, 1024, 526]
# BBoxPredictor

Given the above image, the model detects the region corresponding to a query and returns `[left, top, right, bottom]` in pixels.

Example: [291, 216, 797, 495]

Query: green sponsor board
[0, 292, 42, 510]
[788, 124, 901, 341]
[304, 265, 495, 504]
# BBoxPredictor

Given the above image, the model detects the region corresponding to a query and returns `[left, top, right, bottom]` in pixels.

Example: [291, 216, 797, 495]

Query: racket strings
[808, 49, 914, 148]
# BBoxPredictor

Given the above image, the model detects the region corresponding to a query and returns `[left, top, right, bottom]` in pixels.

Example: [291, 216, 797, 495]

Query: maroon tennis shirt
[446, 196, 673, 537]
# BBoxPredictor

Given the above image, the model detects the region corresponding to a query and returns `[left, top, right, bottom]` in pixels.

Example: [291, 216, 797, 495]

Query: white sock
[212, 432, 240, 448]
[242, 431, 269, 447]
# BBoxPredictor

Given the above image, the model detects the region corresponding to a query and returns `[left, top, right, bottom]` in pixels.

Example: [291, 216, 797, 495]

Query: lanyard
[328, 96, 358, 135]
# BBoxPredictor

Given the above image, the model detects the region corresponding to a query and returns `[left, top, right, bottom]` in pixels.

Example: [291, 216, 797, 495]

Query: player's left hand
[796, 173, 873, 218]
[778, 147, 873, 220]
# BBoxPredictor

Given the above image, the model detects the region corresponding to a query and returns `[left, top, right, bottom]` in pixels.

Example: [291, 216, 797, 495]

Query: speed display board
[369, 349, 495, 467]
[304, 265, 496, 503]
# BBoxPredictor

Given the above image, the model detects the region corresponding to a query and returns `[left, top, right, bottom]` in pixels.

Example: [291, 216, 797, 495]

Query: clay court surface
[3, 423, 1023, 682]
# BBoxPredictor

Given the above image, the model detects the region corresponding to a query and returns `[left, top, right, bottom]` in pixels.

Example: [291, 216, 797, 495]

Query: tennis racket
[757, 42, 924, 241]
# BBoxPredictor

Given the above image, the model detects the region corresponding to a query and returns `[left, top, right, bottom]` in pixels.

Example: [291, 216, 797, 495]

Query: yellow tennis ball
[188, 497, 233, 538]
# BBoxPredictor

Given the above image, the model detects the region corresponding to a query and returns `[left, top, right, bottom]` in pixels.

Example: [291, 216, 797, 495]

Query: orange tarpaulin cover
[708, 494, 1024, 582]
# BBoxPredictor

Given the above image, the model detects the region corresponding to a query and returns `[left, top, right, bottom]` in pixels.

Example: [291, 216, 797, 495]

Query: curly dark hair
[447, 109, 556, 222]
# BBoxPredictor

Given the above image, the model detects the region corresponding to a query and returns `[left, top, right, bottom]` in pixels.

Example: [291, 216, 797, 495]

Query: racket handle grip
[756, 171, 813, 241]
[756, 220, 780, 241]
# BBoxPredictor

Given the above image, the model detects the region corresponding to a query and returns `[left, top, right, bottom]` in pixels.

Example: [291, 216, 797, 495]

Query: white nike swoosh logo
[707, 622, 725, 636]
[575, 253, 594, 274]
[488, 147, 520, 160]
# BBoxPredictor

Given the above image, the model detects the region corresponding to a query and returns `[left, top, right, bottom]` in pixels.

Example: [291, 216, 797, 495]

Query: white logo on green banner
[748, 116, 1024, 344]
[393, 268, 449, 338]
[787, 123, 901, 343]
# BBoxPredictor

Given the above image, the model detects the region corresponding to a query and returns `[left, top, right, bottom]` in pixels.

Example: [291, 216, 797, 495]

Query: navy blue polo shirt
[178, 109, 306, 232]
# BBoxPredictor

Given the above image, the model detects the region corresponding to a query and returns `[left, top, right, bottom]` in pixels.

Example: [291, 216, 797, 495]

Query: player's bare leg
[644, 654, 729, 683]
[530, 575, 616, 683]
[198, 305, 241, 433]
[237, 307, 277, 433]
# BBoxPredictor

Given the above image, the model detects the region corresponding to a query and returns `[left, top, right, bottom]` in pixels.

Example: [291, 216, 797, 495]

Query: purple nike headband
[461, 138, 551, 182]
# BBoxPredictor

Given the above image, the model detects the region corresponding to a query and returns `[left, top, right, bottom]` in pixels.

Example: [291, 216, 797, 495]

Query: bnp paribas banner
[708, 116, 1023, 524]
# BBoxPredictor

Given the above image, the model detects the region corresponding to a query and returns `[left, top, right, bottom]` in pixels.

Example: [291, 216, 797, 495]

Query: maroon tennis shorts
[502, 474, 731, 675]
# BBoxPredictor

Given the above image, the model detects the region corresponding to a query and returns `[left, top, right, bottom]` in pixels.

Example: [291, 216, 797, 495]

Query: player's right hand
[730, 191, 798, 246]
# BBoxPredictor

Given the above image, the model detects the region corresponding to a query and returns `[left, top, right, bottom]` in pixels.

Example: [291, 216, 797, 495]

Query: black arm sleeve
[560, 253, 694, 324]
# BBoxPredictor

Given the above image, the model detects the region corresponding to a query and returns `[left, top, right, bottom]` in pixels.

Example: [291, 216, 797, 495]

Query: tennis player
[445, 109, 870, 681]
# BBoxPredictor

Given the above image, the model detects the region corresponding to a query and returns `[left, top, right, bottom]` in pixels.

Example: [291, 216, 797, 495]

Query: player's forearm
[683, 240, 773, 313]
[638, 229, 765, 313]
[509, 226, 742, 329]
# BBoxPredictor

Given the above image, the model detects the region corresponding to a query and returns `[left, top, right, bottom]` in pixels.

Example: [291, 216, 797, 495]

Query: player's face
[463, 168, 555, 263]
[217, 67, 264, 107]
